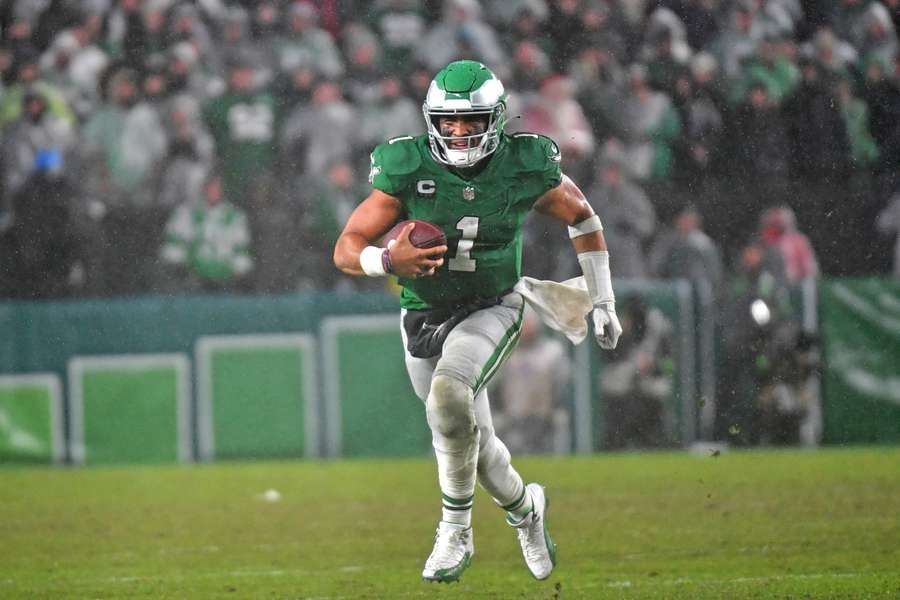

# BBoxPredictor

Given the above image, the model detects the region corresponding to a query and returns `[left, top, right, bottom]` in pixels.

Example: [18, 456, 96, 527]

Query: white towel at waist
[513, 276, 592, 344]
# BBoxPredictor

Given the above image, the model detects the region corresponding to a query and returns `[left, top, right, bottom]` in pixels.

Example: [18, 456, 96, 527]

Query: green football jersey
[203, 91, 278, 203]
[369, 133, 562, 309]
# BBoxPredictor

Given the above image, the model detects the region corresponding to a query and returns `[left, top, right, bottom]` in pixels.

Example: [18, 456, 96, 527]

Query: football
[383, 219, 447, 249]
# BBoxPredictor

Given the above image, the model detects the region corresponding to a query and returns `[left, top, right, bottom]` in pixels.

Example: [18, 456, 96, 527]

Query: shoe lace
[430, 527, 467, 565]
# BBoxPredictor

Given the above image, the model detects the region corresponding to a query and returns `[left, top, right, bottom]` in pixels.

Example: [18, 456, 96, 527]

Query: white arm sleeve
[577, 250, 614, 306]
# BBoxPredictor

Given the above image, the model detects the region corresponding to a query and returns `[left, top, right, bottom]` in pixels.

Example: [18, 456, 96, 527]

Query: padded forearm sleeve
[577, 250, 614, 306]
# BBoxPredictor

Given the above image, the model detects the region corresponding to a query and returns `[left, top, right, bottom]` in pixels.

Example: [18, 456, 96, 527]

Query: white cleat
[509, 483, 557, 580]
[422, 521, 474, 583]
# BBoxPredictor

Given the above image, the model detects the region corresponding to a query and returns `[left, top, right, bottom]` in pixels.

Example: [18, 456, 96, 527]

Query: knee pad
[426, 374, 476, 440]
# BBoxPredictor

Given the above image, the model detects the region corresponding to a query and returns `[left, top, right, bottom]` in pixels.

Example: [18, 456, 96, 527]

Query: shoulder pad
[506, 132, 562, 172]
[370, 135, 422, 179]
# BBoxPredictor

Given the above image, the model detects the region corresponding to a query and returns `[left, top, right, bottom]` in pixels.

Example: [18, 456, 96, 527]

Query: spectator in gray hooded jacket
[649, 204, 723, 295]
[415, 0, 508, 80]
[275, 2, 344, 81]
[1, 89, 74, 206]
[584, 139, 656, 279]
[80, 67, 169, 295]
[359, 75, 422, 150]
[280, 80, 358, 177]
[157, 94, 214, 212]
[81, 67, 167, 208]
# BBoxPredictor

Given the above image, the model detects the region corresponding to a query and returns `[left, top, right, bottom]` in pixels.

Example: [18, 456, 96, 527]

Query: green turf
[1, 448, 898, 599]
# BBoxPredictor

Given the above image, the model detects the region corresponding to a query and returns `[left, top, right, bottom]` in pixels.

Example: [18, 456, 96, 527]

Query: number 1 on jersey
[448, 216, 479, 272]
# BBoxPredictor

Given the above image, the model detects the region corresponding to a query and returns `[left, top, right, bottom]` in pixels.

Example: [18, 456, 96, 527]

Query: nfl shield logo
[463, 186, 475, 201]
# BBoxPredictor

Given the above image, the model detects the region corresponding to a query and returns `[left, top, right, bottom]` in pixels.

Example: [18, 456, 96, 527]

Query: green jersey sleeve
[368, 135, 422, 196]
[508, 133, 563, 200]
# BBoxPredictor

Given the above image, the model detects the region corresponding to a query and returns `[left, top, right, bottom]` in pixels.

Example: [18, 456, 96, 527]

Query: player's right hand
[387, 222, 447, 279]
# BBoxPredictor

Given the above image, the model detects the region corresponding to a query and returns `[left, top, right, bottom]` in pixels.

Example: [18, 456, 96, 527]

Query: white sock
[441, 493, 473, 528]
[433, 425, 478, 528]
[428, 374, 479, 530]
[503, 484, 534, 525]
[474, 430, 533, 523]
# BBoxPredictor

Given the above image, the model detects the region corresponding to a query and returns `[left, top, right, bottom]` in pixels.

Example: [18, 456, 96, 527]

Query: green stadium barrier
[1, 278, 894, 465]
[195, 334, 319, 460]
[820, 278, 900, 444]
[1, 292, 396, 380]
[68, 354, 191, 465]
[320, 315, 430, 458]
[573, 280, 696, 451]
[0, 374, 64, 464]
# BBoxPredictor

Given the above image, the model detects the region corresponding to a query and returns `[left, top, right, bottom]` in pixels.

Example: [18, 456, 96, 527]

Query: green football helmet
[423, 60, 507, 168]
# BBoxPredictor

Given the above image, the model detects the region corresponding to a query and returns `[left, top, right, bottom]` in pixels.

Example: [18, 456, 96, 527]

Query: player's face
[439, 115, 488, 149]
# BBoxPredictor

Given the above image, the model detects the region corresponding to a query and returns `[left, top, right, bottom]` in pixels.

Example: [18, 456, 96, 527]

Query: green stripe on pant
[474, 302, 525, 395]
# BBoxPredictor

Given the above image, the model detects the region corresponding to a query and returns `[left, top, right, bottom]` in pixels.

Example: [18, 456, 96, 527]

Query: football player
[334, 60, 622, 583]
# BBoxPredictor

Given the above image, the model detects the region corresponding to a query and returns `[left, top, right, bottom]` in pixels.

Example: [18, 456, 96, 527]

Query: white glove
[577, 250, 621, 349]
[592, 302, 622, 350]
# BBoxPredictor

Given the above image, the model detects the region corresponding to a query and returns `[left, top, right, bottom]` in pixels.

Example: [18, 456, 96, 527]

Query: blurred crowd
[4, 0, 889, 450]
[1, 0, 900, 301]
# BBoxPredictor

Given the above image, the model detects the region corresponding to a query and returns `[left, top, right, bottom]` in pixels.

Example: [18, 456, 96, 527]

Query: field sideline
[1, 448, 898, 599]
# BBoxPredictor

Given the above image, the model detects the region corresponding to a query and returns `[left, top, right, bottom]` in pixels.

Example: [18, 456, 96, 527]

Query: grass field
[1, 447, 899, 599]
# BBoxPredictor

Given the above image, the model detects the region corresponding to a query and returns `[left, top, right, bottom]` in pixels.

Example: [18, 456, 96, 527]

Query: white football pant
[401, 291, 527, 510]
